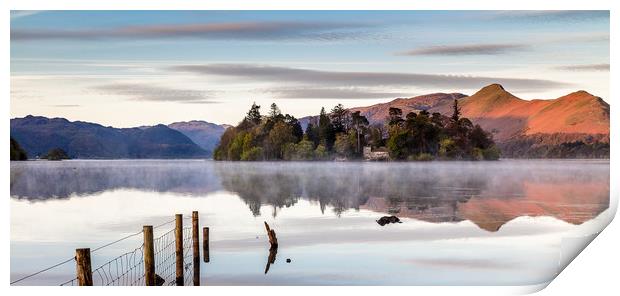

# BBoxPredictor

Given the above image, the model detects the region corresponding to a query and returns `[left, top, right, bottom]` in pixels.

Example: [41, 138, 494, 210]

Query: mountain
[10, 115, 208, 159]
[350, 93, 467, 125]
[299, 93, 466, 129]
[429, 84, 609, 157]
[300, 84, 609, 158]
[430, 84, 610, 140]
[167, 121, 231, 156]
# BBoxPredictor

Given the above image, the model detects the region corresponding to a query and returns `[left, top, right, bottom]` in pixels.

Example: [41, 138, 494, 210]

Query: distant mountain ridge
[300, 84, 609, 158]
[167, 120, 231, 156]
[299, 93, 466, 129]
[10, 116, 210, 159]
[430, 84, 610, 141]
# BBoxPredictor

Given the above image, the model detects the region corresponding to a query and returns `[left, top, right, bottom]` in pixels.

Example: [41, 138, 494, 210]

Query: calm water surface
[10, 160, 610, 286]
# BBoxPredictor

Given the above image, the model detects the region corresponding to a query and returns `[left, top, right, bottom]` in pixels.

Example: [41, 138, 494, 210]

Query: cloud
[554, 63, 609, 72]
[11, 21, 368, 42]
[491, 10, 609, 22]
[170, 63, 569, 91]
[263, 87, 411, 99]
[93, 83, 217, 104]
[397, 43, 528, 56]
[10, 11, 43, 20]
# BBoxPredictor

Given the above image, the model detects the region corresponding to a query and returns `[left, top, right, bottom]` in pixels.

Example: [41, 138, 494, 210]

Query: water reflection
[10, 160, 610, 232]
[264, 247, 277, 274]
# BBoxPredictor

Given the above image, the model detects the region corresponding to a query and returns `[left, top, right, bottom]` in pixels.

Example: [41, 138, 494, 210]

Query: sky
[10, 10, 610, 127]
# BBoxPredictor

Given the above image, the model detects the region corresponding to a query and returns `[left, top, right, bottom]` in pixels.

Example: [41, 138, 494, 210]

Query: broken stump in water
[376, 215, 403, 226]
[264, 221, 278, 249]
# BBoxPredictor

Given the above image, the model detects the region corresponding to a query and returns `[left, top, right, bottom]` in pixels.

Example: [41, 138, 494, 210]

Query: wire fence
[12, 216, 198, 286]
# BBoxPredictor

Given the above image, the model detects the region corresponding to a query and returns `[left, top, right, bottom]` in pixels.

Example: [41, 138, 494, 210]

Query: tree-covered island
[214, 100, 500, 161]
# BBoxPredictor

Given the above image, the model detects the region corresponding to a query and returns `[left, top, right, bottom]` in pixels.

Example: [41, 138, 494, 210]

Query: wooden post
[75, 248, 93, 286]
[175, 214, 184, 286]
[203, 227, 210, 263]
[143, 225, 155, 286]
[192, 211, 200, 286]
[264, 222, 278, 249]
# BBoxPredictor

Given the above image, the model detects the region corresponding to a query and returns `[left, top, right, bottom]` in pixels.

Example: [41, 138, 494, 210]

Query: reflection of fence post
[76, 248, 93, 286]
[175, 214, 184, 286]
[192, 211, 200, 286]
[143, 225, 155, 286]
[203, 227, 210, 263]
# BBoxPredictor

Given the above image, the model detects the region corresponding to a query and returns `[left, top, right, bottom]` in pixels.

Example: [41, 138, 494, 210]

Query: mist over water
[10, 160, 610, 285]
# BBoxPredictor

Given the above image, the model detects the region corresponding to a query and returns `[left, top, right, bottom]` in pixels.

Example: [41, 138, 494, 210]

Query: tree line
[214, 100, 500, 161]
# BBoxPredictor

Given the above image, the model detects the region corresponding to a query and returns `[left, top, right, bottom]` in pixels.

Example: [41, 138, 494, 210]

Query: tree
[266, 121, 295, 159]
[451, 99, 461, 123]
[246, 102, 262, 126]
[351, 111, 369, 154]
[388, 107, 404, 126]
[43, 148, 69, 161]
[314, 144, 329, 160]
[367, 125, 386, 148]
[330, 104, 349, 133]
[318, 107, 335, 149]
[10, 138, 28, 161]
[470, 124, 492, 149]
[305, 122, 319, 147]
[214, 127, 237, 160]
[284, 114, 303, 142]
[334, 132, 354, 158]
[268, 103, 282, 119]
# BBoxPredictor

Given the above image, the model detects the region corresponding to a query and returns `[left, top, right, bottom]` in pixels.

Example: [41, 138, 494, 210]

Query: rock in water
[376, 215, 402, 226]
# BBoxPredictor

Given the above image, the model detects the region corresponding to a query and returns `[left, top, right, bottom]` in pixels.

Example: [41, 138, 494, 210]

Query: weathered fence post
[203, 227, 210, 263]
[175, 214, 184, 286]
[75, 248, 93, 286]
[264, 221, 278, 249]
[143, 225, 155, 286]
[192, 211, 200, 286]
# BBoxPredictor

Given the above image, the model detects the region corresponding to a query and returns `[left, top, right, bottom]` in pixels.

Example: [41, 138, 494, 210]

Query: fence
[11, 211, 206, 286]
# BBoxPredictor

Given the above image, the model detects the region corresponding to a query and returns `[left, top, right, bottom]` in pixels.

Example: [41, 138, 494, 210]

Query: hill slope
[10, 116, 208, 159]
[431, 84, 610, 142]
[168, 120, 230, 156]
[299, 93, 466, 128]
[300, 84, 609, 158]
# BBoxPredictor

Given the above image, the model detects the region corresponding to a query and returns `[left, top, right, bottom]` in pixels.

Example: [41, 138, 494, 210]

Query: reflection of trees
[11, 161, 609, 226]
[215, 163, 491, 219]
[218, 171, 302, 217]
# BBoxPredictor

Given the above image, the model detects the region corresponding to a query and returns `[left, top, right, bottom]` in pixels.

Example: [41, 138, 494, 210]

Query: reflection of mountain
[10, 161, 609, 231]
[10, 161, 222, 200]
[458, 181, 610, 231]
[360, 176, 609, 232]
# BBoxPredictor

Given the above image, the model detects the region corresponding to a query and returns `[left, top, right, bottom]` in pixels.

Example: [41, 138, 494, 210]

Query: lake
[10, 159, 610, 286]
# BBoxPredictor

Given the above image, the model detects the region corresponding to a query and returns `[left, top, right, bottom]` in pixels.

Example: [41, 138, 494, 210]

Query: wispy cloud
[93, 83, 217, 104]
[397, 43, 528, 56]
[554, 63, 609, 72]
[262, 87, 411, 99]
[11, 21, 369, 42]
[10, 11, 43, 20]
[170, 64, 569, 91]
[490, 10, 609, 22]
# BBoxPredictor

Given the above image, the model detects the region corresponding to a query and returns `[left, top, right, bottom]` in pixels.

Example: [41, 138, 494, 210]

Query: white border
[3, 1, 617, 295]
